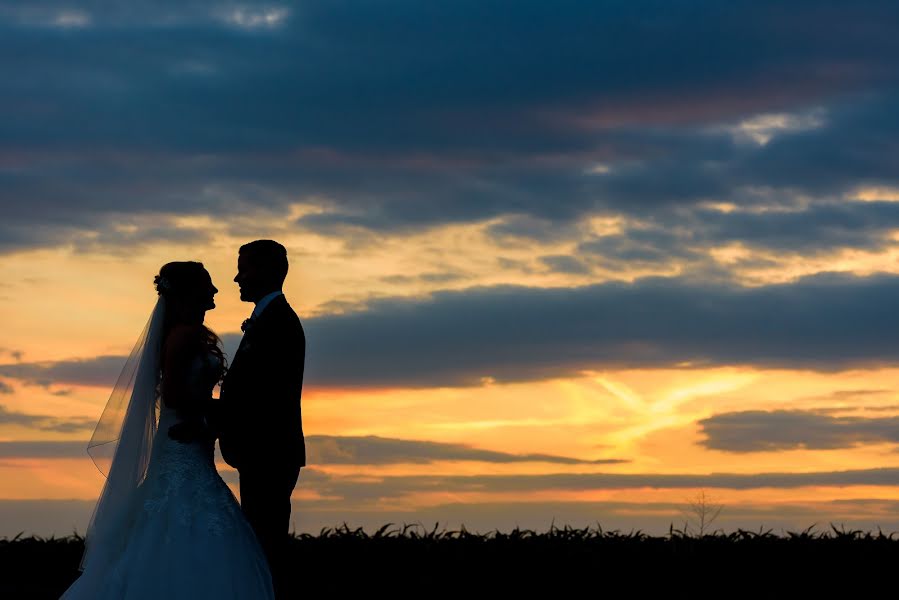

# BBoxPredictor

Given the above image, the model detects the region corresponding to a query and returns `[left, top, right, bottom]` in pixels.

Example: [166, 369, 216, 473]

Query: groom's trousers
[240, 464, 302, 597]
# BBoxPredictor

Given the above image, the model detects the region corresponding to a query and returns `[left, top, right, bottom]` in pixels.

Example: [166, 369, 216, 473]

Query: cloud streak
[700, 409, 899, 452]
[6, 272, 899, 389]
[0, 356, 126, 388]
[0, 405, 95, 434]
[305, 435, 625, 465]
[0, 440, 89, 458]
[219, 466, 899, 504]
[299, 272, 899, 386]
[0, 435, 623, 465]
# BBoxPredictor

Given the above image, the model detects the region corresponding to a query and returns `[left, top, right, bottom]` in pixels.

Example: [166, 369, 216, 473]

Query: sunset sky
[3, 0, 899, 537]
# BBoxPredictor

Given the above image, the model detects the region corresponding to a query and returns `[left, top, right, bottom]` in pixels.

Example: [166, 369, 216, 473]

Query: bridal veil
[81, 297, 166, 571]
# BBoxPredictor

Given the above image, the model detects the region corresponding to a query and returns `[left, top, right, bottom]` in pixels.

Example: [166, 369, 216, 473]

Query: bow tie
[241, 316, 257, 332]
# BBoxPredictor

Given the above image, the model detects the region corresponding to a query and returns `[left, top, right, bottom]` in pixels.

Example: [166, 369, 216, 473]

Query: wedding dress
[61, 310, 275, 599]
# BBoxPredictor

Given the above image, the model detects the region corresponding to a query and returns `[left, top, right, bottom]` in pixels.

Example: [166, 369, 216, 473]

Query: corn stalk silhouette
[680, 489, 724, 536]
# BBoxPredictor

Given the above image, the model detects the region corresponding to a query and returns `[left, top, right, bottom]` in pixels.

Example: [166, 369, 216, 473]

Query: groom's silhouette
[220, 240, 306, 595]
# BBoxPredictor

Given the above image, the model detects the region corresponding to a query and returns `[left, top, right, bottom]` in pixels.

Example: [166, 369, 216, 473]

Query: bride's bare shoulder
[163, 324, 203, 359]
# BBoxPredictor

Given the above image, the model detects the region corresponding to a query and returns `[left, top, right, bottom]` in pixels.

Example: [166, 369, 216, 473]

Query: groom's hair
[240, 239, 289, 283]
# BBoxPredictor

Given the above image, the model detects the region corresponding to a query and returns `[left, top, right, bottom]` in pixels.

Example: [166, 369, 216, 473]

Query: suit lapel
[230, 295, 286, 368]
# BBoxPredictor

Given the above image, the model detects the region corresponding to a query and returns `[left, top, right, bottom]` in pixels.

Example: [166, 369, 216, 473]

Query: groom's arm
[249, 318, 304, 438]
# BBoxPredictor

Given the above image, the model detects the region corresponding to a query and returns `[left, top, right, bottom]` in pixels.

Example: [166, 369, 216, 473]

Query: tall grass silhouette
[3, 523, 897, 598]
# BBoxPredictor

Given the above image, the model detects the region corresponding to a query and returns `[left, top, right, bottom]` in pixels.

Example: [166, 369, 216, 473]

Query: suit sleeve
[240, 316, 305, 462]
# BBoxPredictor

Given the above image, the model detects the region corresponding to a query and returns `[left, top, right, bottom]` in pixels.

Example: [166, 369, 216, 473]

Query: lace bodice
[166, 350, 222, 405]
[190, 350, 224, 397]
[158, 350, 222, 420]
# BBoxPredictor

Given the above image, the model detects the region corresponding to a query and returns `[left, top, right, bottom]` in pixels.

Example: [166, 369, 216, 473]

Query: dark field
[2, 524, 896, 598]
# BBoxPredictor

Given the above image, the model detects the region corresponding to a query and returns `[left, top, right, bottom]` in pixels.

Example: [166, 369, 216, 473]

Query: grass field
[3, 523, 896, 598]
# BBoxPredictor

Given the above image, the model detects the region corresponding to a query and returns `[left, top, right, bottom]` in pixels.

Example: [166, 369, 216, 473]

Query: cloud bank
[5, 272, 899, 388]
[0, 0, 898, 256]
[700, 409, 899, 452]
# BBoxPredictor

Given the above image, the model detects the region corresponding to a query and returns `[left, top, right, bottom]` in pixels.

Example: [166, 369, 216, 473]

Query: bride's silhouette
[62, 261, 274, 599]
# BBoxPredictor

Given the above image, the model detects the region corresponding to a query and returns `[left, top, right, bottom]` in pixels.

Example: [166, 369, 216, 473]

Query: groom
[176, 239, 306, 595]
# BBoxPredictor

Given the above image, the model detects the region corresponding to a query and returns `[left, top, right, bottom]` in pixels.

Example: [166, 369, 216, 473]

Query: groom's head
[235, 239, 288, 302]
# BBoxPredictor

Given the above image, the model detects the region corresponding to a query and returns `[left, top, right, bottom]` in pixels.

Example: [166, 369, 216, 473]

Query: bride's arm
[161, 325, 207, 421]
[164, 325, 216, 443]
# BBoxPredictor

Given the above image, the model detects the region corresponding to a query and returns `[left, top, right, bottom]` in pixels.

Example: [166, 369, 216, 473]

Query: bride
[61, 262, 274, 599]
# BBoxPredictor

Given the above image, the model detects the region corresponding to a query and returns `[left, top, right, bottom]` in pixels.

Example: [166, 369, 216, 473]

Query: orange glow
[2, 212, 899, 533]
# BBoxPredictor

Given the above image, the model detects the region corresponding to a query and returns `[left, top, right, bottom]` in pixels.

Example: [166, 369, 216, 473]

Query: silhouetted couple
[61, 240, 306, 599]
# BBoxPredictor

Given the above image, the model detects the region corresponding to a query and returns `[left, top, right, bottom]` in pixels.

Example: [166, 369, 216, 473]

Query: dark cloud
[0, 440, 88, 458]
[699, 410, 899, 452]
[0, 406, 95, 434]
[733, 91, 899, 196]
[0, 356, 125, 388]
[8, 272, 899, 389]
[486, 215, 585, 244]
[584, 92, 899, 216]
[539, 255, 592, 275]
[578, 227, 698, 269]
[0, 381, 12, 394]
[573, 199, 899, 271]
[694, 201, 899, 253]
[0, 436, 624, 466]
[381, 272, 466, 286]
[7, 0, 884, 153]
[0, 1, 897, 251]
[305, 435, 624, 466]
[297, 272, 899, 387]
[68, 221, 214, 255]
[228, 465, 899, 505]
[348, 467, 899, 504]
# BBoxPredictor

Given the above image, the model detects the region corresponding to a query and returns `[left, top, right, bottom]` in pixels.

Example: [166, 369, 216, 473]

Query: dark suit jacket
[219, 294, 306, 472]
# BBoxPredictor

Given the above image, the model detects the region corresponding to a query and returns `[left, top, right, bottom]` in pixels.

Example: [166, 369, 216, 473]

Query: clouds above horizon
[6, 1, 899, 540]
[8, 438, 899, 494]
[4, 272, 899, 389]
[0, 405, 94, 434]
[299, 272, 899, 386]
[700, 409, 899, 453]
[222, 466, 899, 501]
[304, 435, 625, 466]
[0, 0, 898, 257]
[0, 356, 130, 389]
[0, 435, 623, 465]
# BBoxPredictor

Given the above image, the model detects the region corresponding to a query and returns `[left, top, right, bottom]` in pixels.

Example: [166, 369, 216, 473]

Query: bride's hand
[168, 420, 210, 443]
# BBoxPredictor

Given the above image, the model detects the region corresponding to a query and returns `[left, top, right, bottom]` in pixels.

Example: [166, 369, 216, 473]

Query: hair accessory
[153, 275, 171, 294]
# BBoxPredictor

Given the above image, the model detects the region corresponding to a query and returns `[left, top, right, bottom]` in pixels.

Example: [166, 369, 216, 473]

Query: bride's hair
[154, 261, 226, 376]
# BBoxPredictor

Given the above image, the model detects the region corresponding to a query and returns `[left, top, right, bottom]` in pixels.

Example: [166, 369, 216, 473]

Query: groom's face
[234, 254, 263, 302]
